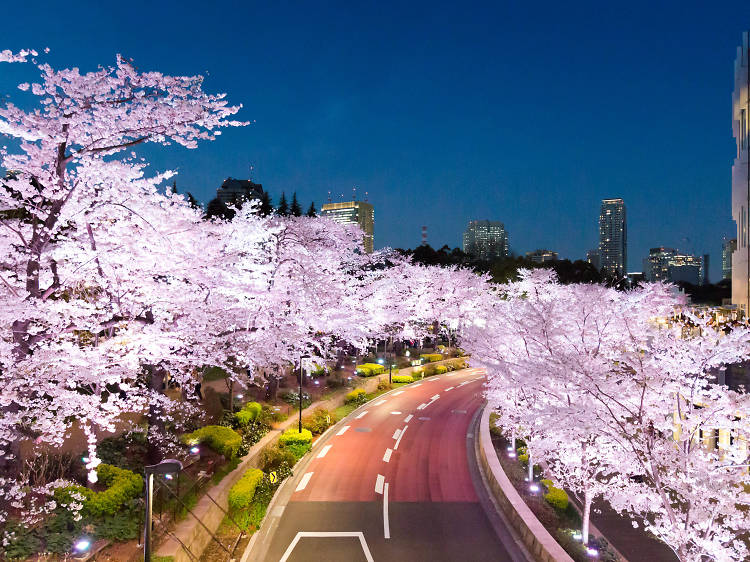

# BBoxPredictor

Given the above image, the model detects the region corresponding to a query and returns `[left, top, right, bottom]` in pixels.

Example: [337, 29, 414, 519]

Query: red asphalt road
[292, 368, 486, 502]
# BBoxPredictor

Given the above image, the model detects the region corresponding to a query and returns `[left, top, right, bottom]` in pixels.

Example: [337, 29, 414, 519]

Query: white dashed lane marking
[383, 448, 393, 462]
[295, 472, 313, 492]
[375, 474, 385, 494]
[404, 414, 413, 422]
[355, 411, 369, 419]
[317, 445, 332, 458]
[337, 425, 350, 436]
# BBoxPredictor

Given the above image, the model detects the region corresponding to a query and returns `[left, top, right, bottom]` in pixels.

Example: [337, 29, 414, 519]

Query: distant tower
[599, 198, 627, 276]
[421, 226, 428, 246]
[732, 31, 750, 311]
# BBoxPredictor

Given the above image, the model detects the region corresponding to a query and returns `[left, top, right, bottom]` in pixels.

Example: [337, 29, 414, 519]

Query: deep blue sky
[1, 1, 749, 280]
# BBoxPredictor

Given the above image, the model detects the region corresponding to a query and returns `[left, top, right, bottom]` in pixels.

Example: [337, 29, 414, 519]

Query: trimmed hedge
[356, 363, 386, 376]
[541, 479, 569, 511]
[228, 468, 264, 512]
[183, 425, 243, 459]
[53, 464, 143, 517]
[420, 353, 443, 363]
[391, 375, 414, 384]
[434, 365, 448, 375]
[235, 402, 262, 427]
[345, 388, 367, 405]
[278, 428, 313, 447]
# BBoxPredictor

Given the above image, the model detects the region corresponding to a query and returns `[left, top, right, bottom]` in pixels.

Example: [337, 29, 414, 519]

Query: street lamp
[144, 459, 183, 562]
[299, 355, 310, 433]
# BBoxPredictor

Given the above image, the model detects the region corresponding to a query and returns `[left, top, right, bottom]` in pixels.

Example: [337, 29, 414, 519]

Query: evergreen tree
[205, 197, 233, 220]
[277, 192, 289, 216]
[259, 191, 273, 216]
[290, 192, 302, 216]
[306, 201, 317, 217]
[186, 192, 201, 210]
[170, 180, 178, 194]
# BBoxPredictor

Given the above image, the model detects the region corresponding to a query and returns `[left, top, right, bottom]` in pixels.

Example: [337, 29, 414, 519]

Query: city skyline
[1, 2, 749, 280]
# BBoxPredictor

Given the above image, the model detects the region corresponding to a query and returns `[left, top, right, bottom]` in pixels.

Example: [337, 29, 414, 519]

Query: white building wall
[732, 32, 750, 311]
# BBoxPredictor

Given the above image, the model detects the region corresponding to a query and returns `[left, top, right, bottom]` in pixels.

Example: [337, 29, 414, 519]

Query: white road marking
[279, 532, 374, 562]
[383, 448, 393, 462]
[393, 391, 405, 395]
[373, 399, 387, 406]
[392, 428, 401, 439]
[431, 394, 440, 400]
[390, 411, 402, 415]
[383, 482, 390, 539]
[394, 425, 408, 450]
[337, 425, 351, 436]
[355, 411, 368, 419]
[295, 472, 313, 492]
[404, 414, 413, 422]
[412, 383, 422, 387]
[445, 386, 454, 391]
[417, 403, 427, 410]
[317, 445, 332, 459]
[375, 474, 385, 494]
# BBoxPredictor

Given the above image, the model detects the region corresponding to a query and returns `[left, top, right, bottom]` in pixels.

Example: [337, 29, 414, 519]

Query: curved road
[247, 368, 526, 562]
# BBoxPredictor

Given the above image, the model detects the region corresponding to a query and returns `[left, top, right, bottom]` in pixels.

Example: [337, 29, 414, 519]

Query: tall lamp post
[144, 459, 183, 562]
[299, 355, 310, 433]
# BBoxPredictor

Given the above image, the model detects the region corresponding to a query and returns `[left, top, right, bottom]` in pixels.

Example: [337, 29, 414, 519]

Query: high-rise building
[525, 249, 558, 264]
[732, 31, 750, 311]
[586, 249, 601, 271]
[462, 220, 509, 260]
[643, 247, 705, 286]
[599, 198, 627, 276]
[723, 238, 737, 280]
[320, 201, 375, 253]
[215, 177, 264, 206]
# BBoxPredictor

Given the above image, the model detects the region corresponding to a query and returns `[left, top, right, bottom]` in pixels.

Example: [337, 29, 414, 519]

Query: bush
[235, 402, 263, 427]
[392, 375, 414, 384]
[434, 365, 448, 375]
[258, 443, 295, 474]
[96, 429, 148, 473]
[238, 421, 269, 456]
[260, 405, 288, 425]
[356, 363, 385, 376]
[228, 468, 264, 512]
[285, 442, 311, 460]
[345, 388, 367, 405]
[541, 479, 569, 511]
[376, 380, 392, 392]
[280, 390, 311, 409]
[183, 425, 243, 459]
[420, 353, 443, 363]
[302, 408, 333, 435]
[278, 428, 313, 447]
[53, 464, 143, 518]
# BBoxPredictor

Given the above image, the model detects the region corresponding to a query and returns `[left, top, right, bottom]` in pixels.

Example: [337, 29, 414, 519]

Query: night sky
[1, 1, 749, 280]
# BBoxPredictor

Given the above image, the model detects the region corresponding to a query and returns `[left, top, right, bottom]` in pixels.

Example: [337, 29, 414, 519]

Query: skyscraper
[723, 238, 737, 280]
[598, 198, 627, 276]
[320, 200, 375, 253]
[462, 220, 509, 260]
[643, 247, 705, 286]
[586, 249, 601, 271]
[732, 31, 750, 311]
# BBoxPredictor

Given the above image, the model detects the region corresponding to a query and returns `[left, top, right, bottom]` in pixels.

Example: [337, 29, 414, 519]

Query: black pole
[298, 360, 303, 433]
[144, 473, 153, 562]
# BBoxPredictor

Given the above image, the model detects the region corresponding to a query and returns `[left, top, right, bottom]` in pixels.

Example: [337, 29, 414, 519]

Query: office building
[643, 247, 705, 286]
[525, 249, 558, 264]
[599, 198, 627, 276]
[462, 220, 509, 260]
[723, 238, 737, 280]
[586, 249, 601, 271]
[732, 31, 750, 310]
[320, 201, 375, 253]
[215, 178, 264, 207]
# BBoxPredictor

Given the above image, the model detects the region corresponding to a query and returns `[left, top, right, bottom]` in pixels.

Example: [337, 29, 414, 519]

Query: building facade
[586, 248, 601, 271]
[215, 178, 264, 207]
[732, 32, 750, 311]
[599, 198, 627, 276]
[643, 247, 705, 286]
[525, 249, 558, 263]
[462, 220, 509, 260]
[320, 201, 375, 253]
[723, 238, 737, 280]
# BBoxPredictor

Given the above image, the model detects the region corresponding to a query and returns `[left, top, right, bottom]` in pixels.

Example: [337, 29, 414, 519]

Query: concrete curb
[477, 405, 574, 562]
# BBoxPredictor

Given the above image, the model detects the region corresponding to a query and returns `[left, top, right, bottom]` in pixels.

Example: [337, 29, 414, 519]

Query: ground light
[529, 483, 540, 493]
[573, 531, 583, 541]
[73, 538, 91, 553]
[587, 547, 599, 557]
[190, 446, 200, 454]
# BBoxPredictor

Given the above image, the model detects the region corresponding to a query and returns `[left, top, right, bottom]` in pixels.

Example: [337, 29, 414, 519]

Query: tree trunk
[146, 366, 167, 464]
[527, 449, 534, 481]
[582, 488, 592, 545]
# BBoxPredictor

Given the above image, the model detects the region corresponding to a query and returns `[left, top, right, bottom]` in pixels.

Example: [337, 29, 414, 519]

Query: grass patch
[333, 403, 358, 421]
[211, 457, 241, 485]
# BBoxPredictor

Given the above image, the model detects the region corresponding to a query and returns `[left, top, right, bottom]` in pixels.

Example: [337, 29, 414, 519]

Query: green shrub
[278, 428, 313, 447]
[183, 425, 243, 459]
[392, 375, 414, 383]
[54, 465, 143, 518]
[420, 353, 443, 363]
[285, 442, 311, 460]
[1, 520, 42, 560]
[356, 363, 385, 376]
[228, 468, 264, 512]
[310, 363, 326, 377]
[541, 479, 569, 511]
[235, 402, 262, 427]
[260, 405, 288, 424]
[345, 388, 367, 405]
[258, 443, 296, 473]
[280, 390, 311, 409]
[302, 408, 333, 435]
[376, 380, 392, 392]
[434, 365, 448, 375]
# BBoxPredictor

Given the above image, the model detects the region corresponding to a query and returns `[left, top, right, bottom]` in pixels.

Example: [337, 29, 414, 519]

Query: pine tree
[186, 192, 201, 209]
[170, 180, 178, 194]
[306, 202, 317, 217]
[259, 191, 273, 216]
[277, 192, 289, 216]
[290, 192, 302, 217]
